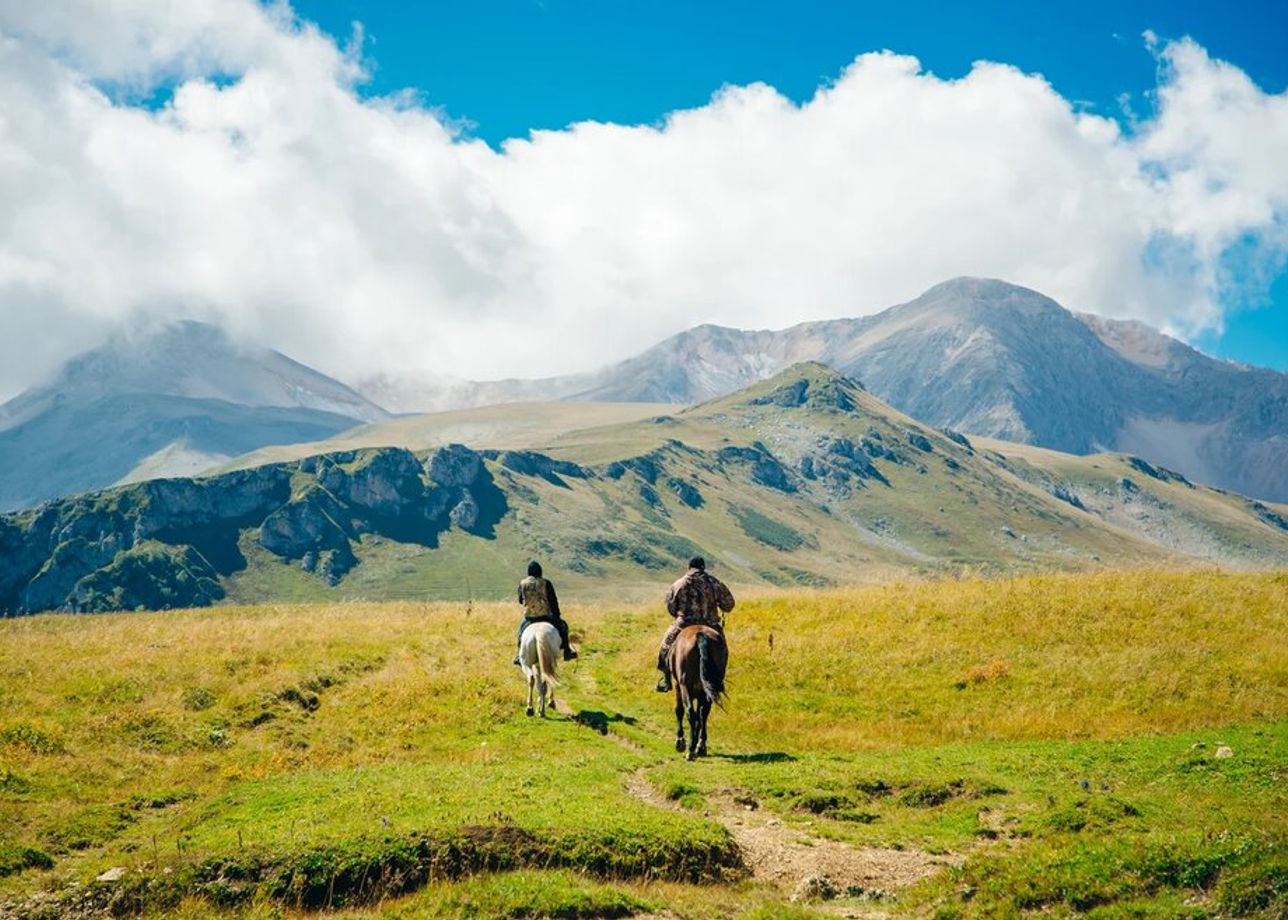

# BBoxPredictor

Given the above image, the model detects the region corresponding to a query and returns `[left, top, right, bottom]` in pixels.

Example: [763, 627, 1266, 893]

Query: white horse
[519, 621, 560, 717]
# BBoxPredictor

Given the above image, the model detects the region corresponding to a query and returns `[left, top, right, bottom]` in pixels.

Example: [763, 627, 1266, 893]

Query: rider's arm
[517, 583, 524, 605]
[665, 586, 679, 616]
[716, 579, 735, 613]
[546, 580, 562, 619]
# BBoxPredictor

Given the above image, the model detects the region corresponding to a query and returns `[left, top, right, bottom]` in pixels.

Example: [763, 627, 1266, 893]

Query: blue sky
[2, 1, 1286, 391]
[296, 0, 1288, 370]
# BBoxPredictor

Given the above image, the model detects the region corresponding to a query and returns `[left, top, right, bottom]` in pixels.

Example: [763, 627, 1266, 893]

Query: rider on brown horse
[656, 556, 734, 692]
[513, 561, 578, 665]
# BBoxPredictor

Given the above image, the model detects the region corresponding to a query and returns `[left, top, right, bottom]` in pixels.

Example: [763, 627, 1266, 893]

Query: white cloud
[0, 4, 1286, 400]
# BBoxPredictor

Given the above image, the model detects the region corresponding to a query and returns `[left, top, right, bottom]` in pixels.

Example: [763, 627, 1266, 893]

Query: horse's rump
[520, 622, 560, 687]
[671, 624, 727, 706]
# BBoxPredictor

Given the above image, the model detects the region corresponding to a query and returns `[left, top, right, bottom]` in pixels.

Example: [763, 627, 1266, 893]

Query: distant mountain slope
[5, 363, 1286, 616]
[0, 322, 389, 510]
[361, 278, 1288, 501]
[213, 400, 681, 473]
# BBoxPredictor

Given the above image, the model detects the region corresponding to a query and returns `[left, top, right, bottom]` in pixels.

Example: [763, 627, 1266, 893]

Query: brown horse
[669, 625, 727, 760]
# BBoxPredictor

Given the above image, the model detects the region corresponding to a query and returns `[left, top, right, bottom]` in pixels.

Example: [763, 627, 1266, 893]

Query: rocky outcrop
[800, 438, 890, 492]
[718, 444, 797, 493]
[67, 544, 224, 612]
[488, 450, 589, 488]
[259, 485, 353, 567]
[750, 373, 860, 411]
[0, 444, 507, 615]
[667, 477, 704, 508]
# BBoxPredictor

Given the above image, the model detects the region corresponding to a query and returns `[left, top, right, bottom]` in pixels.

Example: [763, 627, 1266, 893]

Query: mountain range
[357, 278, 1288, 502]
[4, 362, 1287, 616]
[0, 321, 388, 511]
[3, 277, 1286, 517]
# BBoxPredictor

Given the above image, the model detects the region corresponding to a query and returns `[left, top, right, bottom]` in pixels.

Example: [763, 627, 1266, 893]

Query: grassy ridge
[0, 570, 1285, 918]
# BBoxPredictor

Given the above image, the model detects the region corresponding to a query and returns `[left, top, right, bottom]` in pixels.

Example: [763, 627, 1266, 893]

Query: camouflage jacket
[518, 575, 562, 619]
[665, 569, 735, 627]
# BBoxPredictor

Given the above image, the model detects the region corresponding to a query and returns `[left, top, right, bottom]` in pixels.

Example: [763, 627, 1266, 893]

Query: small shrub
[0, 723, 65, 754]
[0, 843, 53, 877]
[0, 768, 34, 795]
[277, 687, 320, 712]
[1040, 797, 1142, 834]
[182, 686, 217, 711]
[853, 778, 892, 798]
[899, 783, 956, 808]
[207, 725, 233, 748]
[664, 781, 698, 801]
[664, 782, 705, 810]
[123, 713, 181, 751]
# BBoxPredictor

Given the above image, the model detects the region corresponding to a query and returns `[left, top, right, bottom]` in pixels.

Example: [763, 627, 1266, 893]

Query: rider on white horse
[513, 560, 578, 665]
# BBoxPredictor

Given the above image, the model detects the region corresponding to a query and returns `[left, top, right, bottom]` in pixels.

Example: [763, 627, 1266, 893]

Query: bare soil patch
[623, 769, 956, 898]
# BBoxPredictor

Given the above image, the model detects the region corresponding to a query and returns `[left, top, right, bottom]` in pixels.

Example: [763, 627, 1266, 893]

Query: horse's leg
[674, 687, 686, 753]
[686, 697, 702, 761]
[539, 674, 547, 718]
[525, 670, 535, 717]
[696, 698, 709, 757]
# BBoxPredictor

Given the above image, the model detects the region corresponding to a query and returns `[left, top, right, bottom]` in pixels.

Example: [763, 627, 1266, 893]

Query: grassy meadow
[0, 570, 1285, 919]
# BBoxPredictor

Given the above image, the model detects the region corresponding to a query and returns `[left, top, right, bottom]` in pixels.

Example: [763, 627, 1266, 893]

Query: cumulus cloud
[0, 2, 1286, 400]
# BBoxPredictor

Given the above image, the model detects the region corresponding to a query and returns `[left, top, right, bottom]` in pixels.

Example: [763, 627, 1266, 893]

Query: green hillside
[6, 363, 1288, 617]
[208, 401, 680, 475]
[1, 572, 1284, 919]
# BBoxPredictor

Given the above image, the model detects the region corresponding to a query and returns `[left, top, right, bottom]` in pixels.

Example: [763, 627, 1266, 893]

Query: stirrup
[512, 655, 520, 666]
[655, 675, 672, 692]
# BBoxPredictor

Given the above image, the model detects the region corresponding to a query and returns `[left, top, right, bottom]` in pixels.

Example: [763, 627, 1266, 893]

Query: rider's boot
[563, 646, 579, 661]
[655, 647, 672, 691]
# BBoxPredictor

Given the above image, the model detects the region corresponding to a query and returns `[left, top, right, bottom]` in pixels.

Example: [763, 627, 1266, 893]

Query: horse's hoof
[675, 738, 686, 753]
[696, 747, 707, 758]
[686, 751, 696, 762]
[525, 707, 534, 717]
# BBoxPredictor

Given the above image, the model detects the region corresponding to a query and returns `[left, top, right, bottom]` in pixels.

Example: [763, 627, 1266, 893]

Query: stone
[791, 875, 838, 903]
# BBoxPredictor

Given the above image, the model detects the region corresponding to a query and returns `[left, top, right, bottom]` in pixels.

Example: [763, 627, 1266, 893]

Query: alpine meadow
[0, 573, 1285, 919]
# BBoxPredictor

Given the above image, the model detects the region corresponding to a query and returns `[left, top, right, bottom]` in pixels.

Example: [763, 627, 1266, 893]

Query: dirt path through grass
[622, 766, 953, 900]
[555, 662, 955, 901]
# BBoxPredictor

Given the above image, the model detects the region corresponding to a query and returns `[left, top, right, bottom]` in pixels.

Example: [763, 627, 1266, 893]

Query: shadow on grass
[571, 709, 638, 735]
[709, 752, 797, 764]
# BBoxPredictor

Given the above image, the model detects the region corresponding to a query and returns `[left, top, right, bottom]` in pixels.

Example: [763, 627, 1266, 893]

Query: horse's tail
[697, 629, 724, 706]
[536, 634, 559, 687]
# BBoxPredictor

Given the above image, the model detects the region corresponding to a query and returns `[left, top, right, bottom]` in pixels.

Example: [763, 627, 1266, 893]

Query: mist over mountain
[0, 322, 389, 511]
[360, 278, 1288, 502]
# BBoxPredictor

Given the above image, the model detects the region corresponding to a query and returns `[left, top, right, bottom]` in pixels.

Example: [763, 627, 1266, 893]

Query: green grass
[0, 571, 1285, 918]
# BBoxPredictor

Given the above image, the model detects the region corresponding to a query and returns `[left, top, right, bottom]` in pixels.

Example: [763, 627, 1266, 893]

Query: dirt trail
[624, 768, 952, 902]
[553, 678, 953, 908]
